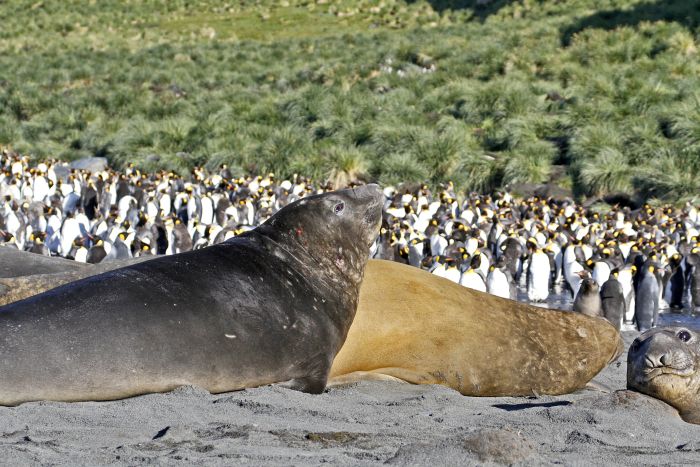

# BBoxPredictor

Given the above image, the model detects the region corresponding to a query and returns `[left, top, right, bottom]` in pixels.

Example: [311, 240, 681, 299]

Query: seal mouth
[640, 351, 696, 379]
[353, 184, 384, 247]
[643, 364, 695, 379]
[362, 202, 383, 244]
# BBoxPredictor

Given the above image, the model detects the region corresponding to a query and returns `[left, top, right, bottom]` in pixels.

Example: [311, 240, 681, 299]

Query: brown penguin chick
[573, 277, 602, 317]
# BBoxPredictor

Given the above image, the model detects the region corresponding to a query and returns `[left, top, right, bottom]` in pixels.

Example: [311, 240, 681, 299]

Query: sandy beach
[0, 331, 695, 465]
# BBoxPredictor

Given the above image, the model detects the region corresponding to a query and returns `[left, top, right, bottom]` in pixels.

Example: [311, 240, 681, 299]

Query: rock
[463, 428, 535, 464]
[69, 157, 108, 172]
[387, 429, 535, 465]
[146, 154, 160, 164]
[52, 164, 71, 182]
[533, 183, 573, 202]
[507, 182, 573, 202]
[602, 192, 641, 209]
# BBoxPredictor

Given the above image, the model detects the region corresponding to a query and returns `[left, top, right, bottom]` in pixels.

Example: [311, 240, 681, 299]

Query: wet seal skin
[329, 260, 623, 396]
[627, 326, 700, 424]
[0, 184, 383, 404]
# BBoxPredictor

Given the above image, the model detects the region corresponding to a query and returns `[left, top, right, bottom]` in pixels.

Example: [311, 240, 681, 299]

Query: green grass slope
[0, 0, 699, 202]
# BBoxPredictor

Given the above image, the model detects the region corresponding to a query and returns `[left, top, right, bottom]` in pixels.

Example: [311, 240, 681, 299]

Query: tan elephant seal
[627, 326, 700, 424]
[329, 259, 623, 396]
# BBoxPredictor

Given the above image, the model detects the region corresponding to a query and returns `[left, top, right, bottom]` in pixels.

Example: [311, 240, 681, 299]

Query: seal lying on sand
[0, 246, 86, 278]
[627, 327, 700, 424]
[0, 185, 383, 404]
[0, 249, 622, 399]
[0, 257, 154, 306]
[330, 260, 623, 396]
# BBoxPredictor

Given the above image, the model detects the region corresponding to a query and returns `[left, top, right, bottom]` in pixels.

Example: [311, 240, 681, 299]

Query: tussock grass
[0, 0, 699, 202]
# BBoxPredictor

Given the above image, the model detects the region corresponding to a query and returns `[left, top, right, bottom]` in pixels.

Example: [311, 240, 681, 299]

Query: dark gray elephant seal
[628, 327, 700, 424]
[0, 246, 86, 278]
[0, 256, 154, 306]
[0, 184, 383, 404]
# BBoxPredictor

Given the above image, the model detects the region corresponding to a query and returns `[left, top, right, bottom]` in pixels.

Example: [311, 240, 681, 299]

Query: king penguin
[526, 240, 551, 302]
[633, 262, 660, 332]
[600, 271, 625, 331]
[487, 255, 516, 300]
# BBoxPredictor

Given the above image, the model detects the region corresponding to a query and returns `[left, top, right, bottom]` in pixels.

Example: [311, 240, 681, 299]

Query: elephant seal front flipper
[0, 184, 383, 404]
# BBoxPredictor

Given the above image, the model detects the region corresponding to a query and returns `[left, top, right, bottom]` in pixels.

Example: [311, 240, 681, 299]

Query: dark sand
[0, 332, 698, 465]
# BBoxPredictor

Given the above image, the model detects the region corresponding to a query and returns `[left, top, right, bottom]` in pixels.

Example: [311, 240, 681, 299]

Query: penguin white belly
[146, 202, 159, 220]
[33, 177, 49, 202]
[487, 269, 511, 299]
[564, 260, 584, 299]
[5, 212, 20, 237]
[11, 161, 23, 175]
[460, 271, 486, 292]
[21, 184, 33, 202]
[592, 262, 611, 287]
[431, 265, 448, 279]
[60, 219, 81, 257]
[466, 237, 478, 255]
[413, 217, 429, 233]
[618, 269, 635, 322]
[159, 194, 172, 216]
[246, 202, 255, 226]
[443, 267, 461, 284]
[527, 253, 550, 302]
[74, 247, 88, 263]
[200, 197, 214, 225]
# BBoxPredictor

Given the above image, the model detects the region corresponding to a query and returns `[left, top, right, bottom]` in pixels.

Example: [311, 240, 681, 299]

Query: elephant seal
[0, 184, 383, 404]
[0, 246, 86, 278]
[0, 256, 153, 306]
[329, 260, 623, 396]
[627, 327, 700, 424]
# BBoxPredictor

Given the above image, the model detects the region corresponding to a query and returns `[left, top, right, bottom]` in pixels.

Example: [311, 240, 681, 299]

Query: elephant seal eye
[334, 201, 345, 215]
[678, 330, 692, 342]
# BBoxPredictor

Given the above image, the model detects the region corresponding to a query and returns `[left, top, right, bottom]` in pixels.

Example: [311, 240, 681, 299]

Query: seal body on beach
[628, 327, 700, 424]
[329, 260, 623, 396]
[0, 246, 86, 278]
[0, 185, 383, 404]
